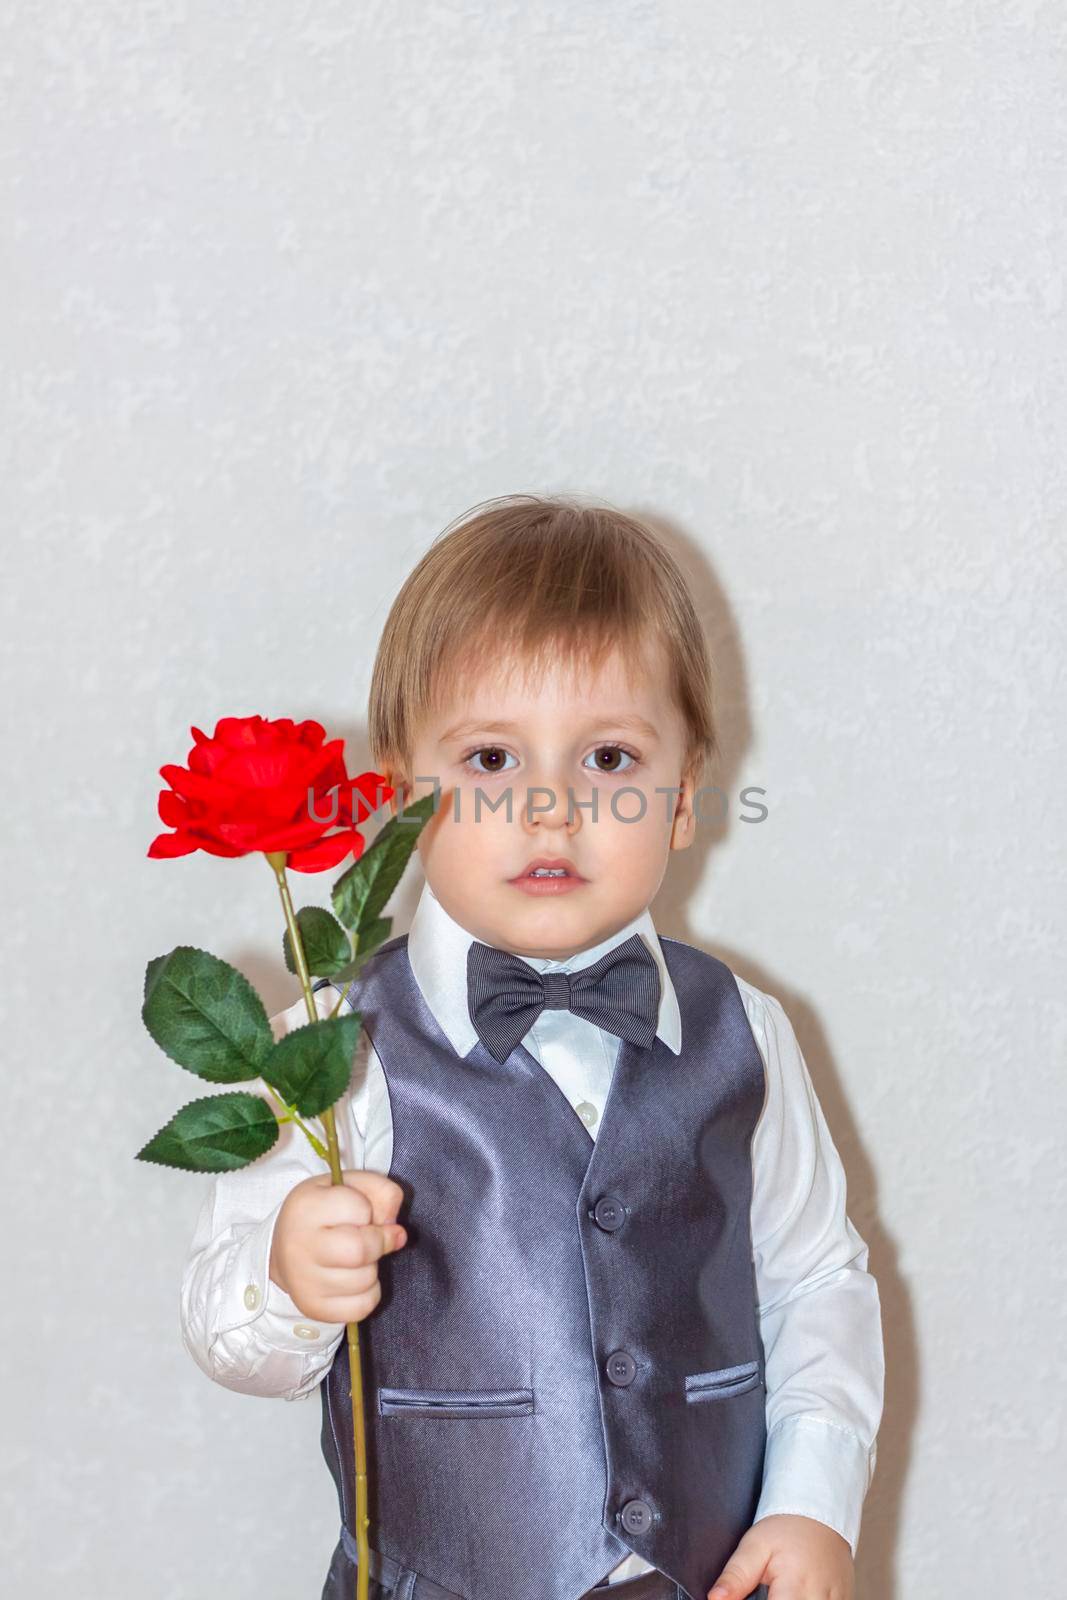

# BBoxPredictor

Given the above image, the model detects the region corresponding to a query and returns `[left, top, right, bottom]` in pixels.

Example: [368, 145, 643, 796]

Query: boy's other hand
[268, 1169, 408, 1325]
[707, 1512, 854, 1600]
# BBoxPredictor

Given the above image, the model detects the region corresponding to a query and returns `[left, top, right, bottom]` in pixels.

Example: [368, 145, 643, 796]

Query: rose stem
[267, 851, 371, 1600]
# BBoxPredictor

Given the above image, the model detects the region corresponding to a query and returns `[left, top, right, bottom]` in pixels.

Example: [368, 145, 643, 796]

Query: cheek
[433, 797, 511, 856]
[594, 801, 667, 860]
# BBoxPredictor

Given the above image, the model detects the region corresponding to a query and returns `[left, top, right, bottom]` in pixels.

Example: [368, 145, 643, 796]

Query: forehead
[429, 639, 669, 732]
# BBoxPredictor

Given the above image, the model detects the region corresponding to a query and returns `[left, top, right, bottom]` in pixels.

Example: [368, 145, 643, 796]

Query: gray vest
[315, 931, 769, 1600]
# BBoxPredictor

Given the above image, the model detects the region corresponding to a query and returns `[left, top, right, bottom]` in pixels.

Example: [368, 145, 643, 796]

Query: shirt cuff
[753, 1414, 875, 1559]
[218, 1199, 346, 1355]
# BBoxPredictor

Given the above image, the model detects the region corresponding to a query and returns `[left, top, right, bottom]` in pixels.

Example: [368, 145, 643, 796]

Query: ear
[669, 768, 697, 852]
[383, 767, 411, 818]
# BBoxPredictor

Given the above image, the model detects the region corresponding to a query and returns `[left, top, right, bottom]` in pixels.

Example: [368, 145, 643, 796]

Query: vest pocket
[684, 1359, 762, 1402]
[378, 1385, 535, 1419]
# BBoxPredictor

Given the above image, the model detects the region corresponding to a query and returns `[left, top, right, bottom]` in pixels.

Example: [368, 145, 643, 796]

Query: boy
[181, 494, 884, 1600]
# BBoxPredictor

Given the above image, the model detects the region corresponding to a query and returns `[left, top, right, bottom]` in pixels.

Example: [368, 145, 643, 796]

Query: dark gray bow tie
[467, 931, 661, 1065]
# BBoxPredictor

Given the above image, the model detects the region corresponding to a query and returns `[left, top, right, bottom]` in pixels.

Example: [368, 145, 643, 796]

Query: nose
[520, 761, 581, 833]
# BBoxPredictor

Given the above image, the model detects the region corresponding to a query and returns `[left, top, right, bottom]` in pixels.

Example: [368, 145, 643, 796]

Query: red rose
[148, 715, 392, 873]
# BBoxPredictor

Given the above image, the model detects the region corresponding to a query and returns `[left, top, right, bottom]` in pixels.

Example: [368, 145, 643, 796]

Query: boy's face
[386, 641, 697, 960]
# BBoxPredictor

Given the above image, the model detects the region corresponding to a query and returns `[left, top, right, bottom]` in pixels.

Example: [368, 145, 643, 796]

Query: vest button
[619, 1498, 654, 1535]
[605, 1349, 638, 1387]
[592, 1194, 627, 1231]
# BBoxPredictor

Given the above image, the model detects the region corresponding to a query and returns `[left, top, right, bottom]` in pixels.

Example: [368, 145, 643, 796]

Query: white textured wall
[4, 4, 1064, 1596]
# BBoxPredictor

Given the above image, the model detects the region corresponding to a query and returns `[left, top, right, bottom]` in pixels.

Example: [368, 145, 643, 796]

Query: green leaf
[282, 905, 352, 977]
[135, 1092, 280, 1172]
[328, 915, 393, 983]
[142, 946, 275, 1083]
[265, 1011, 363, 1117]
[332, 789, 437, 934]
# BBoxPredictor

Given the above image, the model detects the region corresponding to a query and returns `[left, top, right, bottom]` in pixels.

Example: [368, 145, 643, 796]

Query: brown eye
[587, 745, 637, 774]
[466, 745, 515, 775]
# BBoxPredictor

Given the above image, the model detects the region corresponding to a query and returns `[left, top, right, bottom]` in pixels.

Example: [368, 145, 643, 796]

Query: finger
[316, 1221, 407, 1268]
[313, 1182, 374, 1226]
[317, 1277, 384, 1322]
[317, 1262, 380, 1296]
[307, 1170, 406, 1222]
[338, 1169, 406, 1224]
[306, 1172, 405, 1230]
[708, 1557, 763, 1600]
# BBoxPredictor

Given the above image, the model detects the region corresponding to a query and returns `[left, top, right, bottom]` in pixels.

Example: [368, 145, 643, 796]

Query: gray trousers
[320, 1526, 769, 1600]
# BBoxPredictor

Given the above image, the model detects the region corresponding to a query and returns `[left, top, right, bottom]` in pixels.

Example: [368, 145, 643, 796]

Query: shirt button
[294, 1323, 320, 1340]
[243, 1284, 260, 1310]
[575, 1100, 599, 1128]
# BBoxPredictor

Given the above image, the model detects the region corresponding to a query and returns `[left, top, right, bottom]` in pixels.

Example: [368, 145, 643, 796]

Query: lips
[513, 856, 583, 880]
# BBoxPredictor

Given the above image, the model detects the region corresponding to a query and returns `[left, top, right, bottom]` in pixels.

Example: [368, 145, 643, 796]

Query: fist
[269, 1169, 408, 1325]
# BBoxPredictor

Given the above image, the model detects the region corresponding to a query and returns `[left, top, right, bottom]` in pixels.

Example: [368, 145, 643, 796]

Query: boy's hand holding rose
[269, 1170, 408, 1325]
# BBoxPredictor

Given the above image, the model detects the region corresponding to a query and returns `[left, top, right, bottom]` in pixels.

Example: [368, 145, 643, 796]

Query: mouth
[509, 857, 587, 884]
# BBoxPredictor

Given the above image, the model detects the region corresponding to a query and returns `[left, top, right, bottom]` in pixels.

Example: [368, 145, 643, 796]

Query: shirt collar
[406, 878, 682, 1059]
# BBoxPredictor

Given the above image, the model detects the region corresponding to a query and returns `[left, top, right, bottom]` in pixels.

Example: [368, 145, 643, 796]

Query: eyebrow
[439, 713, 661, 743]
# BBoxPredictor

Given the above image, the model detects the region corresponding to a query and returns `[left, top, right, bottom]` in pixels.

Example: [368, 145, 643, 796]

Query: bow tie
[467, 932, 661, 1065]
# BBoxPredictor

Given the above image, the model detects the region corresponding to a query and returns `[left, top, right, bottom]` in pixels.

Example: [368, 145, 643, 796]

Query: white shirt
[180, 882, 884, 1576]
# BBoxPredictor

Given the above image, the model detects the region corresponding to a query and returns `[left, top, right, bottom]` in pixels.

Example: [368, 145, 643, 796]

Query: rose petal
[286, 829, 367, 873]
[146, 831, 199, 859]
[157, 790, 188, 826]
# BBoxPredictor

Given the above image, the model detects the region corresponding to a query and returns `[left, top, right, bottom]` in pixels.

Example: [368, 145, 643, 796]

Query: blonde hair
[368, 493, 717, 791]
